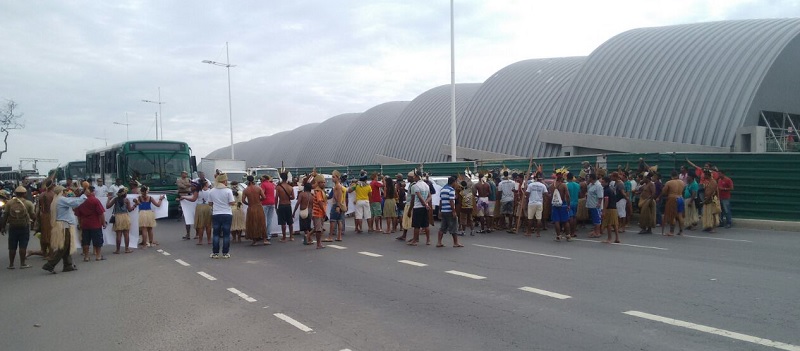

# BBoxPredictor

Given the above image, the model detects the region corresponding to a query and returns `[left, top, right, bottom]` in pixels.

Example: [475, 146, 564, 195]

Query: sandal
[436, 244, 445, 248]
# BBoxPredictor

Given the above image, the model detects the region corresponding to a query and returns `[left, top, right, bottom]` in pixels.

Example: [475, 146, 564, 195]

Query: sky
[1, 0, 798, 173]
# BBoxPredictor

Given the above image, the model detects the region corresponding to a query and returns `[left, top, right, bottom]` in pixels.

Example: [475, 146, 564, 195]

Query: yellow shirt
[353, 183, 371, 201]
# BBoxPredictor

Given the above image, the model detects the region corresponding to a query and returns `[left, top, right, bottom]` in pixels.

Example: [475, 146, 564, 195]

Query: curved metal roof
[382, 83, 481, 162]
[458, 57, 585, 158]
[551, 18, 800, 150]
[331, 101, 410, 165]
[261, 123, 320, 167]
[294, 113, 360, 167]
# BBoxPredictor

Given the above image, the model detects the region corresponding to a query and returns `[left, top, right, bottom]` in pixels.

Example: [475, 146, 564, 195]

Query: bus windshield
[127, 153, 190, 187]
[66, 163, 86, 180]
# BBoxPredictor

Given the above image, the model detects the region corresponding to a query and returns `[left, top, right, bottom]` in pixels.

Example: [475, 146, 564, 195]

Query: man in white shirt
[406, 171, 431, 246]
[497, 171, 516, 230]
[208, 173, 235, 259]
[107, 178, 124, 199]
[93, 178, 108, 200]
[525, 173, 548, 237]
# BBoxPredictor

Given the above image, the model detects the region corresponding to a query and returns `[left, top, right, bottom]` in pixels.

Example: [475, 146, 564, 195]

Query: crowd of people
[1, 158, 735, 273]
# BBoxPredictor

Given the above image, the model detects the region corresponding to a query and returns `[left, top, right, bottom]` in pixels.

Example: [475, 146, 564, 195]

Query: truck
[198, 158, 248, 183]
[246, 166, 280, 183]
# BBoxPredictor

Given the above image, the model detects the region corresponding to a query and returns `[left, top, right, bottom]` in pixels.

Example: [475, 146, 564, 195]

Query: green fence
[286, 152, 800, 221]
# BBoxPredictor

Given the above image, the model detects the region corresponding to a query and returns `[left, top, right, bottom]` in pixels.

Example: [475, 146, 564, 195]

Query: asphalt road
[1, 217, 799, 351]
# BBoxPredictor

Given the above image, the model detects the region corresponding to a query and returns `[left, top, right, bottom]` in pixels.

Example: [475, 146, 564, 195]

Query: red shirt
[717, 177, 733, 200]
[260, 181, 276, 206]
[74, 194, 106, 230]
[369, 180, 384, 203]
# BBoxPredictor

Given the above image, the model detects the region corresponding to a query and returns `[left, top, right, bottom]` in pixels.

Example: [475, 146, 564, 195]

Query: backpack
[551, 188, 564, 207]
[7, 198, 31, 228]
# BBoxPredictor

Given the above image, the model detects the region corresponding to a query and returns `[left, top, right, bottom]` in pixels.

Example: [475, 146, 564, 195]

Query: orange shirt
[313, 189, 327, 218]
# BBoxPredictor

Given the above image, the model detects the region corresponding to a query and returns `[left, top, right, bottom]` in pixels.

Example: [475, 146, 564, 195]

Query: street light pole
[203, 42, 236, 160]
[449, 0, 458, 162]
[114, 113, 130, 141]
[142, 88, 166, 140]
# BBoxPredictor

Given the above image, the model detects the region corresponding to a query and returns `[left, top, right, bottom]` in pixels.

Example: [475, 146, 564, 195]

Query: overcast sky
[1, 0, 797, 172]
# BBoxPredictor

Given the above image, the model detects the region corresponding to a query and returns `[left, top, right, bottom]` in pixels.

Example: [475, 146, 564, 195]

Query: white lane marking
[445, 270, 486, 280]
[174, 259, 190, 267]
[682, 234, 752, 243]
[340, 349, 353, 351]
[197, 271, 217, 281]
[161, 251, 171, 256]
[472, 244, 572, 260]
[273, 313, 314, 333]
[624, 311, 800, 351]
[156, 249, 163, 252]
[398, 260, 428, 267]
[326, 244, 347, 249]
[572, 238, 668, 250]
[227, 288, 257, 302]
[519, 286, 571, 300]
[358, 251, 383, 257]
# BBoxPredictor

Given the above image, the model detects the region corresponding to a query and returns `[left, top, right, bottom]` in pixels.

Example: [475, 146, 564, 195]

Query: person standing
[382, 176, 397, 235]
[348, 175, 371, 233]
[525, 173, 548, 238]
[474, 175, 491, 233]
[74, 186, 107, 261]
[369, 173, 384, 233]
[42, 186, 86, 273]
[406, 171, 431, 246]
[683, 173, 700, 230]
[181, 180, 212, 245]
[497, 171, 516, 232]
[260, 175, 276, 241]
[1, 186, 35, 269]
[177, 171, 192, 238]
[275, 172, 295, 243]
[636, 176, 656, 234]
[208, 174, 235, 259]
[230, 182, 245, 244]
[293, 183, 313, 245]
[243, 176, 267, 245]
[566, 173, 580, 237]
[600, 176, 620, 244]
[550, 172, 571, 242]
[657, 171, 686, 236]
[134, 186, 165, 247]
[311, 175, 328, 249]
[717, 170, 734, 228]
[585, 174, 604, 238]
[27, 180, 55, 259]
[701, 171, 719, 232]
[107, 187, 136, 253]
[459, 180, 475, 236]
[436, 176, 463, 248]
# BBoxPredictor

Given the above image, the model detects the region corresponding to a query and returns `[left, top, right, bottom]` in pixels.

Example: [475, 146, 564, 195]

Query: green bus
[49, 161, 87, 184]
[85, 140, 195, 216]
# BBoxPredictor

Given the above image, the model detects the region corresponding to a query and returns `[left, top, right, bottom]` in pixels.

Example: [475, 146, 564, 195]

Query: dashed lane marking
[174, 259, 190, 267]
[518, 286, 572, 299]
[682, 234, 752, 243]
[472, 244, 572, 260]
[227, 288, 257, 302]
[358, 251, 383, 257]
[197, 271, 217, 281]
[624, 310, 800, 351]
[398, 260, 428, 267]
[572, 238, 668, 250]
[445, 270, 486, 280]
[326, 244, 347, 249]
[156, 249, 171, 256]
[274, 313, 314, 333]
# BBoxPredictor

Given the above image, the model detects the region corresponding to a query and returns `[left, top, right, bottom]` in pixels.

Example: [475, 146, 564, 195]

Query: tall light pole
[142, 87, 165, 140]
[114, 113, 130, 141]
[449, 0, 458, 162]
[203, 42, 236, 160]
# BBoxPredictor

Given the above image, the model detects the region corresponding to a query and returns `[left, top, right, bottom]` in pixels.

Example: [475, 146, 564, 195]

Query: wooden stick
[514, 157, 536, 233]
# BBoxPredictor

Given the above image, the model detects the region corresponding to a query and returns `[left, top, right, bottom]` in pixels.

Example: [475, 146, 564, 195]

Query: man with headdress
[42, 186, 86, 274]
[2, 186, 36, 269]
[474, 174, 491, 233]
[550, 169, 571, 242]
[311, 174, 328, 249]
[581, 161, 595, 179]
[636, 175, 656, 234]
[27, 179, 55, 259]
[208, 173, 235, 259]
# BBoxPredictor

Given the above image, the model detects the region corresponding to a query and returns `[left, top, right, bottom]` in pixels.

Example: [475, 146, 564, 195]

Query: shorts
[370, 202, 383, 217]
[677, 197, 685, 213]
[527, 203, 543, 220]
[570, 204, 578, 218]
[589, 208, 602, 225]
[476, 197, 489, 216]
[299, 216, 312, 232]
[412, 207, 429, 228]
[7, 226, 30, 250]
[501, 201, 514, 215]
[551, 205, 569, 223]
[439, 212, 457, 234]
[486, 201, 496, 217]
[616, 199, 627, 218]
[313, 217, 324, 232]
[81, 228, 104, 247]
[396, 203, 405, 218]
[355, 200, 371, 220]
[329, 204, 343, 222]
[277, 204, 294, 225]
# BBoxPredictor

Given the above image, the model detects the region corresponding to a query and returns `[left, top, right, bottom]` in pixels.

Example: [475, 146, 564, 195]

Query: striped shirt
[440, 185, 455, 212]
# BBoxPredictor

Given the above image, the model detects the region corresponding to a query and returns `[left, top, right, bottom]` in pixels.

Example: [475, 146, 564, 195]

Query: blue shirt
[567, 181, 580, 206]
[440, 185, 455, 212]
[488, 181, 497, 201]
[56, 196, 86, 225]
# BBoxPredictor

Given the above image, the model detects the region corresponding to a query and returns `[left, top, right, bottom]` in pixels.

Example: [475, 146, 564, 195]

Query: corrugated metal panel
[261, 123, 320, 167]
[458, 57, 585, 158]
[294, 113, 360, 167]
[331, 101, 410, 166]
[553, 19, 800, 150]
[382, 84, 481, 162]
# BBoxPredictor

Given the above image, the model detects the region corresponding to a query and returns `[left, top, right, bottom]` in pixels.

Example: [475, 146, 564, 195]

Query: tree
[0, 99, 25, 161]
